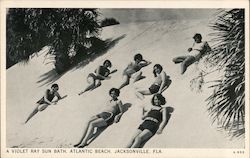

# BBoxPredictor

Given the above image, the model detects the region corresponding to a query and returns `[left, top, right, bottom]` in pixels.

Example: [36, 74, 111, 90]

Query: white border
[1, 1, 249, 158]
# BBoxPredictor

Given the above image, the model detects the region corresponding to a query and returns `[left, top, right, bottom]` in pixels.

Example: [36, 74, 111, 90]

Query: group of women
[72, 51, 171, 148]
[24, 33, 211, 148]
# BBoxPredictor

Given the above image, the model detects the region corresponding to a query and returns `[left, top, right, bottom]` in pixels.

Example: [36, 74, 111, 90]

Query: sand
[6, 16, 244, 148]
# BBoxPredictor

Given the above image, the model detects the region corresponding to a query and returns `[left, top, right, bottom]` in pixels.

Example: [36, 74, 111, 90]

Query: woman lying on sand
[25, 84, 64, 124]
[74, 88, 124, 148]
[118, 53, 151, 90]
[172, 33, 211, 74]
[126, 94, 168, 148]
[135, 64, 171, 100]
[79, 60, 117, 95]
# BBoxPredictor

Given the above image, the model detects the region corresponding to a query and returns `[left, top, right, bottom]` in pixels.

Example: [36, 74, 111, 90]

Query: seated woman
[172, 33, 211, 74]
[135, 64, 171, 100]
[126, 94, 168, 148]
[118, 53, 151, 90]
[74, 88, 124, 148]
[25, 84, 64, 124]
[79, 60, 116, 95]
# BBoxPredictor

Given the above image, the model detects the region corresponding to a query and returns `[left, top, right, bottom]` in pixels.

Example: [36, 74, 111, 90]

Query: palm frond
[205, 9, 245, 138]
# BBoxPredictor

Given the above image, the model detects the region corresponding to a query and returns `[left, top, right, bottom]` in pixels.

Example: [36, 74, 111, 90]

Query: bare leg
[172, 56, 187, 64]
[118, 75, 130, 90]
[131, 129, 153, 148]
[181, 56, 195, 74]
[25, 108, 38, 124]
[74, 116, 98, 147]
[139, 135, 153, 148]
[91, 80, 101, 90]
[25, 104, 48, 124]
[79, 77, 95, 95]
[87, 126, 107, 145]
[132, 71, 142, 83]
[126, 129, 142, 148]
[78, 118, 107, 147]
[135, 89, 152, 100]
[161, 79, 172, 93]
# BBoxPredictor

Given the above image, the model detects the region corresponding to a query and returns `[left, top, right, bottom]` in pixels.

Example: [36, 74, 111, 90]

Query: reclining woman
[126, 94, 168, 148]
[118, 53, 151, 90]
[135, 64, 171, 100]
[25, 84, 64, 124]
[79, 60, 116, 95]
[172, 33, 211, 74]
[74, 88, 124, 148]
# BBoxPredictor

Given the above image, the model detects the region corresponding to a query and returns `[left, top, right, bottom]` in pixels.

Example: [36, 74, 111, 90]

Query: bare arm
[139, 59, 151, 67]
[188, 42, 195, 52]
[157, 108, 168, 134]
[53, 91, 63, 103]
[114, 100, 124, 123]
[141, 109, 150, 120]
[43, 90, 52, 105]
[109, 69, 118, 75]
[158, 71, 167, 93]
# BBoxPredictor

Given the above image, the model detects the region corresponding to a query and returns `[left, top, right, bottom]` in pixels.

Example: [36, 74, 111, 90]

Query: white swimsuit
[189, 41, 208, 60]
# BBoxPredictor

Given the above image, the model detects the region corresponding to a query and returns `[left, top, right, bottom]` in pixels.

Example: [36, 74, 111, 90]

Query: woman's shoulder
[116, 99, 122, 104]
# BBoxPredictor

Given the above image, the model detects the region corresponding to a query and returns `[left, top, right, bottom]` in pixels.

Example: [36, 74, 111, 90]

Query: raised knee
[96, 81, 101, 86]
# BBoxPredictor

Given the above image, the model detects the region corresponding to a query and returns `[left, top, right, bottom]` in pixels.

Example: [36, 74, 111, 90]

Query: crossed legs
[79, 77, 102, 95]
[25, 103, 49, 124]
[74, 116, 108, 148]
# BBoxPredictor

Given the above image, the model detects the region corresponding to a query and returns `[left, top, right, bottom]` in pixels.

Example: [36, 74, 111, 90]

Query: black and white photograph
[1, 0, 249, 158]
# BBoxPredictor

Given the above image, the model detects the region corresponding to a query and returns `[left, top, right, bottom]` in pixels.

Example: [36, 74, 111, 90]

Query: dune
[6, 15, 244, 148]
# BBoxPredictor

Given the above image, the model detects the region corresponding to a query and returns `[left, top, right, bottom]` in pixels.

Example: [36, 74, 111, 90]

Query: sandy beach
[6, 10, 245, 149]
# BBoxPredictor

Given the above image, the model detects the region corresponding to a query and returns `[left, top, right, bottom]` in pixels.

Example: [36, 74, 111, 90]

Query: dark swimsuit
[138, 108, 162, 134]
[37, 89, 55, 104]
[88, 66, 110, 80]
[149, 84, 160, 94]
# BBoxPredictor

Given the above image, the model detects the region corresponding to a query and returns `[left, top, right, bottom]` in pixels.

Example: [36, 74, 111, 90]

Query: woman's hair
[103, 60, 112, 67]
[153, 64, 163, 77]
[134, 53, 143, 61]
[109, 88, 120, 96]
[151, 93, 166, 106]
[51, 84, 59, 89]
[193, 33, 202, 40]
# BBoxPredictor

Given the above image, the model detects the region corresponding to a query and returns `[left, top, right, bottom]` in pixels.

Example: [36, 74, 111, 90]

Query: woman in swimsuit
[135, 64, 171, 100]
[126, 93, 168, 148]
[79, 60, 115, 95]
[74, 88, 124, 148]
[118, 53, 151, 90]
[25, 84, 62, 124]
[172, 33, 211, 74]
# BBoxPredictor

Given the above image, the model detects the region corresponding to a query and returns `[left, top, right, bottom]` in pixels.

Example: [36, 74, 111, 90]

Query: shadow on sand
[37, 34, 126, 87]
